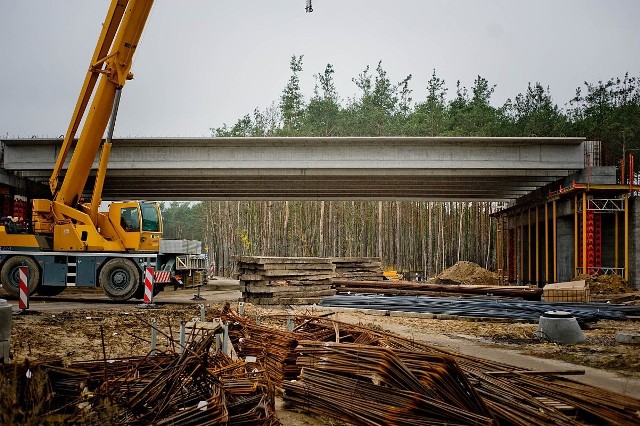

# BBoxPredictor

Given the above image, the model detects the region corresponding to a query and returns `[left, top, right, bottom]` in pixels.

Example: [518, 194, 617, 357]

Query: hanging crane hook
[305, 0, 313, 13]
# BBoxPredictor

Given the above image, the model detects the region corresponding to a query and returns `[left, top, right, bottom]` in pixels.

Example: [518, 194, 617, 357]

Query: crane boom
[52, 0, 154, 208]
[0, 0, 312, 301]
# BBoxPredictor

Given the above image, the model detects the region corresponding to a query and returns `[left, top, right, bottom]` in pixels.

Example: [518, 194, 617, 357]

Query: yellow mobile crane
[2, 0, 308, 300]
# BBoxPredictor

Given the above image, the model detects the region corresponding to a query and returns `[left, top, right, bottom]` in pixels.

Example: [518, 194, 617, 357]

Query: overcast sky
[1, 0, 639, 138]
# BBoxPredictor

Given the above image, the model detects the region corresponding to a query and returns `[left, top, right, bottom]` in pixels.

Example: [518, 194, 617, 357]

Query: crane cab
[108, 201, 162, 252]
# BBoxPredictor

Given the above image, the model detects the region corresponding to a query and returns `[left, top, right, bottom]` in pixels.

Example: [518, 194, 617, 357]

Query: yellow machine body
[1, 0, 159, 254]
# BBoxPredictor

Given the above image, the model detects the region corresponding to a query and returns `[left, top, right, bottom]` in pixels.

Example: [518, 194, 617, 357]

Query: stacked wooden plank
[237, 256, 336, 305]
[332, 279, 543, 300]
[330, 257, 385, 281]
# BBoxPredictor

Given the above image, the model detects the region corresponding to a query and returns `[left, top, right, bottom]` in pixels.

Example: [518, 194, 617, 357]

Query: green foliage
[280, 55, 305, 134]
[509, 83, 569, 137]
[567, 73, 640, 163]
[209, 54, 640, 168]
[407, 70, 448, 136]
[302, 64, 342, 135]
[200, 58, 640, 278]
[160, 202, 204, 241]
[345, 61, 413, 136]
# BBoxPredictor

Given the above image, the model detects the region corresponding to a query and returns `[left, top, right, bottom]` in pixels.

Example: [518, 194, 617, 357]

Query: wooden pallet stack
[237, 256, 336, 305]
[331, 257, 385, 281]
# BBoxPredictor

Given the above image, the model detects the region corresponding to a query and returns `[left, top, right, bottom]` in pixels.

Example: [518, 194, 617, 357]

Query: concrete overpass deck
[1, 136, 586, 201]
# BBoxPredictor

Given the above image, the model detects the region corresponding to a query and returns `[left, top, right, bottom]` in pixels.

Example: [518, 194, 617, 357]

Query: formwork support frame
[528, 208, 532, 284]
[574, 195, 578, 278]
[544, 202, 549, 284]
[499, 178, 637, 285]
[582, 192, 587, 275]
[536, 206, 540, 285]
[553, 200, 557, 283]
[625, 194, 629, 281]
[519, 209, 524, 285]
[615, 208, 619, 270]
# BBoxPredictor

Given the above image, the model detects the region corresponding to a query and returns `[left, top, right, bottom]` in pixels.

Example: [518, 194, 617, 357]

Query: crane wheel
[0, 256, 41, 298]
[99, 258, 140, 301]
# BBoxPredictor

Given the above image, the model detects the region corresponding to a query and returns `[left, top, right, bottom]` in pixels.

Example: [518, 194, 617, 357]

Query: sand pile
[436, 261, 499, 286]
[576, 274, 634, 294]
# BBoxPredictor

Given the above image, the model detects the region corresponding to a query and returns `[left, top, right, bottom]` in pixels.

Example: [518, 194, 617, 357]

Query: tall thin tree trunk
[395, 201, 401, 268]
[319, 201, 325, 257]
[486, 204, 493, 269]
[378, 201, 383, 259]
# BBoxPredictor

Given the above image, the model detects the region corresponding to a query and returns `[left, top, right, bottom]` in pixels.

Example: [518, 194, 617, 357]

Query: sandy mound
[575, 274, 635, 294]
[436, 261, 499, 286]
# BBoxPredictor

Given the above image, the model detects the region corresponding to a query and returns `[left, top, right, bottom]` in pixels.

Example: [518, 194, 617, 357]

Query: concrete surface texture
[1, 136, 585, 201]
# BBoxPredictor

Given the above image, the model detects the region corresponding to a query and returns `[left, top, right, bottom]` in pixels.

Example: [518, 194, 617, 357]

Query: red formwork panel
[580, 210, 602, 275]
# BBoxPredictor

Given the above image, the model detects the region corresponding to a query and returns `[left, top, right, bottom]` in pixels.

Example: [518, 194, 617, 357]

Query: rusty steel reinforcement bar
[45, 326, 278, 425]
[284, 368, 493, 425]
[292, 340, 494, 424]
[270, 314, 640, 425]
[4, 309, 640, 425]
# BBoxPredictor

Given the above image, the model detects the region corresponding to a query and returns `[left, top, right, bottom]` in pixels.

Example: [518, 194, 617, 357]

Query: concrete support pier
[497, 165, 640, 289]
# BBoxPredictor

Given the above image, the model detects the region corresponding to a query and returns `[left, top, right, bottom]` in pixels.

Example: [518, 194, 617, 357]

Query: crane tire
[0, 256, 40, 299]
[99, 258, 140, 301]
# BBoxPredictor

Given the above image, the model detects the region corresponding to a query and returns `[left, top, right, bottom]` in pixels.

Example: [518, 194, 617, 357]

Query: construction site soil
[434, 260, 501, 286]
[3, 278, 640, 424]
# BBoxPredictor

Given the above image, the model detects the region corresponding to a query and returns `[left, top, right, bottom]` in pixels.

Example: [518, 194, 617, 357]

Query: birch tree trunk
[319, 201, 325, 256]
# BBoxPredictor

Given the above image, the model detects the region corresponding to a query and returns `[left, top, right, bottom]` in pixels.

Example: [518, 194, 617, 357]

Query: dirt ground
[3, 280, 640, 423]
[7, 297, 640, 379]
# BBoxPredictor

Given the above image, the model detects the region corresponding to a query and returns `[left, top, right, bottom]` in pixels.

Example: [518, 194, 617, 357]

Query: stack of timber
[333, 279, 543, 300]
[237, 256, 336, 305]
[330, 257, 385, 281]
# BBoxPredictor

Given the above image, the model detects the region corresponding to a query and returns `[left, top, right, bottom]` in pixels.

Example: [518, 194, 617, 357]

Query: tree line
[214, 56, 640, 164]
[161, 57, 639, 277]
[161, 200, 497, 278]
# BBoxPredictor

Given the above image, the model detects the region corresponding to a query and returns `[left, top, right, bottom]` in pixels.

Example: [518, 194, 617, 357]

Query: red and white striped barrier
[143, 267, 154, 304]
[18, 266, 29, 310]
[154, 270, 171, 284]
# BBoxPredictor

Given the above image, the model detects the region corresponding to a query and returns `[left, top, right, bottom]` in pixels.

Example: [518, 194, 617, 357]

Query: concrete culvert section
[536, 310, 586, 344]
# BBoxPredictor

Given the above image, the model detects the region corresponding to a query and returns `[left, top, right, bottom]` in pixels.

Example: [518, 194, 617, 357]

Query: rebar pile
[284, 341, 494, 425]
[286, 368, 491, 425]
[3, 331, 279, 425]
[4, 309, 640, 425]
[319, 294, 640, 322]
[280, 315, 640, 425]
[230, 321, 300, 383]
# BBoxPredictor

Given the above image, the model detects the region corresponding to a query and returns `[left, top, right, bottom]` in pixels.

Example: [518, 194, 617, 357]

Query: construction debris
[285, 341, 494, 425]
[2, 323, 278, 425]
[577, 274, 635, 294]
[237, 313, 640, 426]
[3, 308, 640, 425]
[237, 256, 336, 305]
